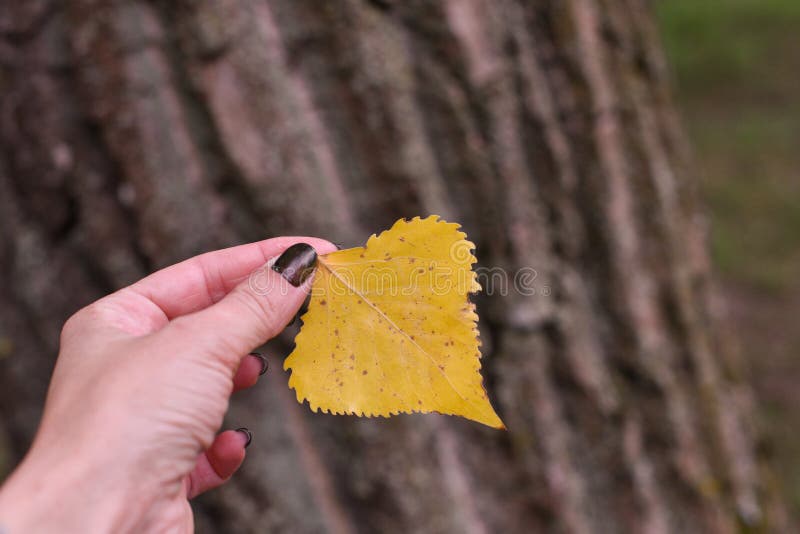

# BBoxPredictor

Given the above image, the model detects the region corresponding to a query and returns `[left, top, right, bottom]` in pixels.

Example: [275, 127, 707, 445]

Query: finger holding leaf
[285, 215, 505, 429]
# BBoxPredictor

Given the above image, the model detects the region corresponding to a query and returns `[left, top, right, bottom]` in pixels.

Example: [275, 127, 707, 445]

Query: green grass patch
[658, 0, 800, 99]
[658, 0, 800, 521]
[659, 0, 800, 292]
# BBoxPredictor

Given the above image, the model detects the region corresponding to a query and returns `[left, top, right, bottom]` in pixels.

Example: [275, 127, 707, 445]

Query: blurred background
[659, 0, 800, 517]
[0, 0, 798, 532]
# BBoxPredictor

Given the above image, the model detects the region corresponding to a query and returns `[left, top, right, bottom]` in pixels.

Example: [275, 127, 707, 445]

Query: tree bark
[0, 1, 782, 532]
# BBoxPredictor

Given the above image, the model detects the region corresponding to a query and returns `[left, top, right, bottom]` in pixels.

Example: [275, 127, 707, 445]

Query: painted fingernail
[287, 292, 312, 327]
[236, 427, 253, 448]
[299, 293, 311, 316]
[251, 352, 269, 375]
[272, 243, 317, 287]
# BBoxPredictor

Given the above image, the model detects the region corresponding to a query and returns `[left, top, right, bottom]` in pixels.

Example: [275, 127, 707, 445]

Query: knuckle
[60, 312, 81, 339]
[59, 304, 95, 344]
[162, 317, 239, 374]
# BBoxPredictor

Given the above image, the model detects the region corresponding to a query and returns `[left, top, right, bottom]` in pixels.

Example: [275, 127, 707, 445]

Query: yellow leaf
[284, 215, 505, 429]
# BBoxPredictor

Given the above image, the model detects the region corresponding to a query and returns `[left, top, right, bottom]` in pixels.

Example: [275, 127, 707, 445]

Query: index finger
[129, 237, 336, 320]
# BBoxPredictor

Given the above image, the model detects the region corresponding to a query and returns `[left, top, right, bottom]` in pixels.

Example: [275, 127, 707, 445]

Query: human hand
[0, 237, 334, 533]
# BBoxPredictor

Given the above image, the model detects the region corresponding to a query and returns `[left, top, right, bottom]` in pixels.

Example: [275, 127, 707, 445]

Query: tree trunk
[0, 1, 782, 532]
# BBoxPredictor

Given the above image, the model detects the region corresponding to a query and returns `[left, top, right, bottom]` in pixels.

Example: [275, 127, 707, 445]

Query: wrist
[0, 441, 147, 533]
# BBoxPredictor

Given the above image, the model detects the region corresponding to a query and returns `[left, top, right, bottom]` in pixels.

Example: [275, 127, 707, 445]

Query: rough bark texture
[0, 1, 782, 532]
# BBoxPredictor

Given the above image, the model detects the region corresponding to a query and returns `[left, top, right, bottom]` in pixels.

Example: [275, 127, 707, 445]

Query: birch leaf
[284, 216, 504, 429]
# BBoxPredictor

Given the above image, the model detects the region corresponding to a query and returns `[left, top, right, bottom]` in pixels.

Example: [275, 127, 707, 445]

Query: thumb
[164, 243, 320, 370]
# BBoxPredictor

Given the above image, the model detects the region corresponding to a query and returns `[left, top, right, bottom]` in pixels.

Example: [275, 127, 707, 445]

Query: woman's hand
[0, 237, 334, 533]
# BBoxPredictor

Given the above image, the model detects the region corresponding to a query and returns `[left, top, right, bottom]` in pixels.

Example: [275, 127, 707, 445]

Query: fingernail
[272, 243, 317, 287]
[288, 292, 312, 327]
[236, 427, 253, 448]
[251, 352, 269, 375]
[298, 293, 311, 316]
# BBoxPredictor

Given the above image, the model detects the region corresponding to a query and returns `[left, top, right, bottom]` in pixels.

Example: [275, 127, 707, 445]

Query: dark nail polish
[251, 352, 268, 375]
[236, 427, 253, 448]
[272, 243, 317, 287]
[288, 292, 312, 327]
[299, 293, 311, 316]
